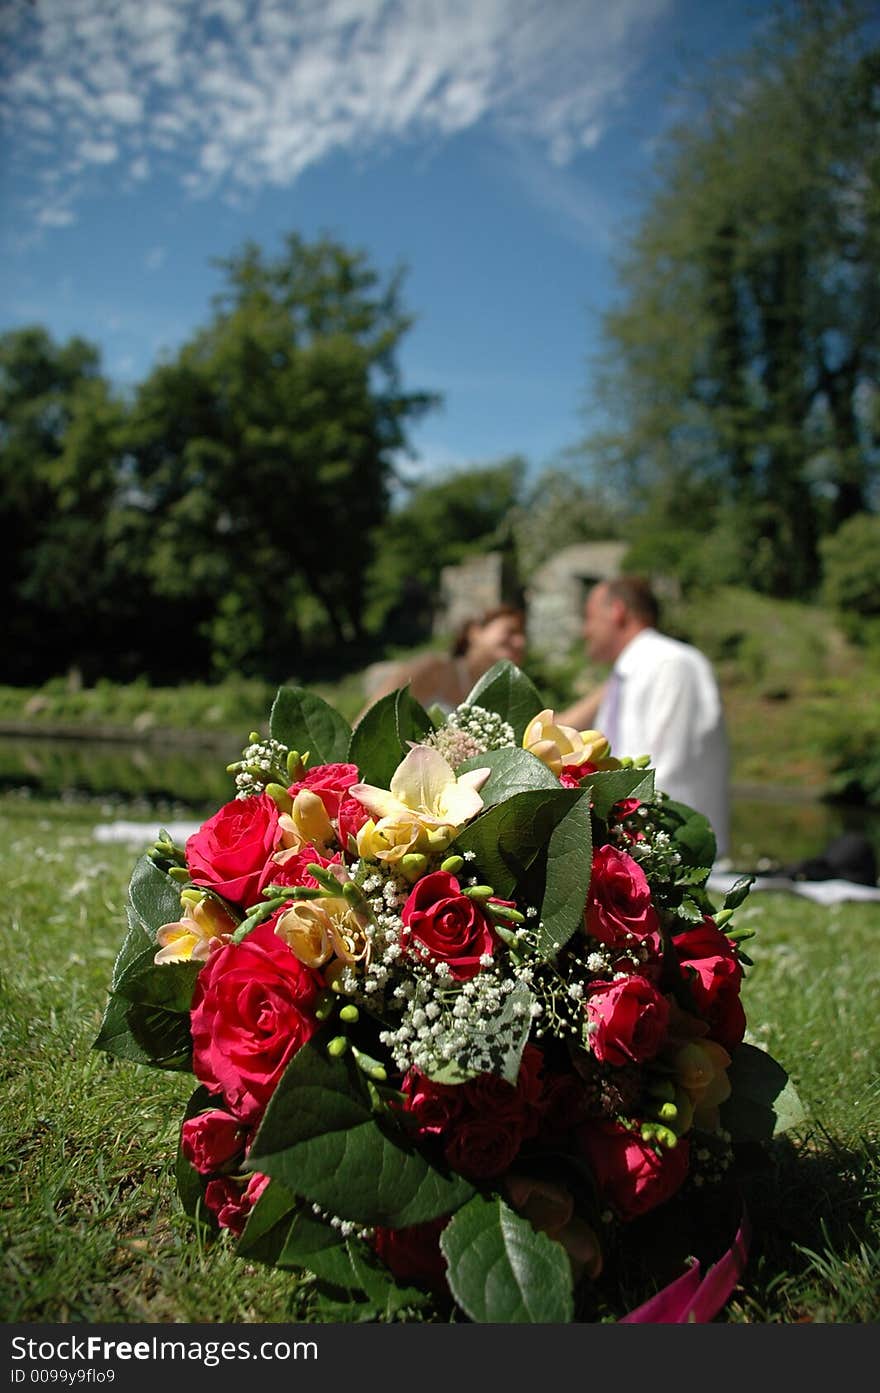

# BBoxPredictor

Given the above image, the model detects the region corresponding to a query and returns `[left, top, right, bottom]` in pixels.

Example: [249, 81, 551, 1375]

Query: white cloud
[2, 0, 672, 224]
[144, 246, 166, 271]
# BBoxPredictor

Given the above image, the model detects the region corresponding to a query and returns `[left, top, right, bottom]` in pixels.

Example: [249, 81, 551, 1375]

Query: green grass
[1, 792, 878, 1323]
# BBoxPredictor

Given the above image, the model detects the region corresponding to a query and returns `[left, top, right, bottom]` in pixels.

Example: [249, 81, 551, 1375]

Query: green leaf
[345, 1239, 433, 1314]
[269, 685, 351, 765]
[440, 1195, 574, 1323]
[536, 788, 593, 958]
[585, 767, 655, 820]
[461, 660, 543, 741]
[455, 746, 559, 805]
[663, 799, 718, 867]
[248, 1039, 474, 1227]
[721, 1042, 807, 1142]
[92, 992, 156, 1065]
[348, 686, 433, 786]
[453, 786, 593, 957]
[127, 855, 183, 939]
[454, 787, 582, 898]
[114, 950, 202, 1012]
[110, 905, 157, 991]
[675, 896, 706, 924]
[238, 1183, 361, 1291]
[123, 1002, 194, 1069]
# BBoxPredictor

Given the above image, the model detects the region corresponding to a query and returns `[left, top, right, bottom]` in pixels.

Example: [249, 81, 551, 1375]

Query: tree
[583, 0, 879, 597]
[129, 234, 438, 677]
[367, 458, 526, 644]
[0, 327, 131, 681]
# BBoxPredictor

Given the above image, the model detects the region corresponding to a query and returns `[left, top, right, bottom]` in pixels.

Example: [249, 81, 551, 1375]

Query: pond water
[1, 734, 878, 873]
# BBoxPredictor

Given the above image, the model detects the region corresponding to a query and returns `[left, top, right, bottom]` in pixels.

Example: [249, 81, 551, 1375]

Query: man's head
[582, 576, 659, 664]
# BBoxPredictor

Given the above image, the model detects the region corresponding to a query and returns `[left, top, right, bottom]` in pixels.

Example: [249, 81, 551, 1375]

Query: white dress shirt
[596, 627, 730, 857]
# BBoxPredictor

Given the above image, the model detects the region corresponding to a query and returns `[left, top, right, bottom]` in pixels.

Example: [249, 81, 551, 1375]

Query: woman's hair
[450, 604, 525, 657]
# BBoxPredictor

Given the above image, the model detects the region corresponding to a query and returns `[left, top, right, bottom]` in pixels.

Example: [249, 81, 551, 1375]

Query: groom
[560, 575, 730, 859]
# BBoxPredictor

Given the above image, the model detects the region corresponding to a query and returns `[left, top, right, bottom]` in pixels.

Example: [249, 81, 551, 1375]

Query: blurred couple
[361, 576, 729, 857]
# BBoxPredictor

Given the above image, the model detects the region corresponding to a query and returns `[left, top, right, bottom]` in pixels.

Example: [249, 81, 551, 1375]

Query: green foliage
[820, 511, 880, 642]
[441, 1196, 575, 1323]
[366, 457, 525, 642]
[130, 233, 438, 676]
[585, 0, 880, 599]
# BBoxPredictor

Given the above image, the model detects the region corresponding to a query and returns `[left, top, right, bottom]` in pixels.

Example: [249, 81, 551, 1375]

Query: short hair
[603, 575, 660, 627]
[450, 604, 525, 657]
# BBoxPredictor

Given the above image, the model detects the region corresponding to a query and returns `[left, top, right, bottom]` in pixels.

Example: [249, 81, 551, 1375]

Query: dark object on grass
[785, 833, 878, 887]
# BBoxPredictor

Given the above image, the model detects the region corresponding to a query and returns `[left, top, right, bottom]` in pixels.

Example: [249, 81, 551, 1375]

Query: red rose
[401, 870, 498, 981]
[181, 1108, 249, 1174]
[190, 920, 320, 1124]
[674, 919, 746, 1051]
[585, 844, 660, 947]
[373, 1215, 451, 1294]
[291, 762, 360, 818]
[270, 843, 338, 888]
[289, 763, 370, 846]
[402, 1046, 544, 1180]
[586, 976, 670, 1066]
[186, 792, 282, 908]
[204, 1171, 269, 1236]
[578, 1120, 690, 1221]
[559, 760, 599, 788]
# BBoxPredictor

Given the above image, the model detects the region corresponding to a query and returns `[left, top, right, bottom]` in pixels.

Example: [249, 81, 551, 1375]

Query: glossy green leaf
[248, 1039, 474, 1227]
[663, 799, 718, 868]
[453, 786, 592, 956]
[92, 992, 155, 1065]
[440, 1195, 574, 1323]
[269, 685, 351, 765]
[584, 767, 655, 820]
[114, 950, 202, 1012]
[127, 855, 183, 940]
[348, 686, 433, 786]
[721, 1043, 807, 1141]
[462, 660, 543, 741]
[455, 746, 559, 806]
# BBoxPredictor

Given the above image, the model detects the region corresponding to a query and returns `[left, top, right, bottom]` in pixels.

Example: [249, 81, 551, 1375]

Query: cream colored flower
[350, 746, 489, 842]
[275, 896, 371, 971]
[672, 1039, 732, 1131]
[355, 815, 426, 864]
[277, 789, 335, 853]
[522, 709, 611, 776]
[154, 895, 237, 965]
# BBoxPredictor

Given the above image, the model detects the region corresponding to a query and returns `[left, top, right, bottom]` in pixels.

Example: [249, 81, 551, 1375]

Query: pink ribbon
[619, 1208, 751, 1323]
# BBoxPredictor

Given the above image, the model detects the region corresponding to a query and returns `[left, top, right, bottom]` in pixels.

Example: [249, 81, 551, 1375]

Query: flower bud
[327, 1036, 349, 1058]
[399, 853, 428, 882]
[265, 782, 294, 814]
[339, 1004, 360, 1024]
[440, 854, 465, 875]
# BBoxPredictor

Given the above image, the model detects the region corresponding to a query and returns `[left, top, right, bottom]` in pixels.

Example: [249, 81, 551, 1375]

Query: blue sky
[0, 0, 773, 482]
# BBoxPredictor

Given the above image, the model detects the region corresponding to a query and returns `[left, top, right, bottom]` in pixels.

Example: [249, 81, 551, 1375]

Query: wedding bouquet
[95, 662, 801, 1323]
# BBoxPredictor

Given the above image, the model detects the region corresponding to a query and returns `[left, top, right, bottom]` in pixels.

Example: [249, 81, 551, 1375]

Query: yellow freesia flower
[671, 1039, 732, 1132]
[522, 709, 612, 776]
[154, 895, 237, 965]
[275, 896, 371, 971]
[277, 788, 335, 852]
[350, 746, 489, 844]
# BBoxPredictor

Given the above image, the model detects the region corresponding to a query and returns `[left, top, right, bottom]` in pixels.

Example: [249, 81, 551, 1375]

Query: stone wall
[526, 541, 628, 660]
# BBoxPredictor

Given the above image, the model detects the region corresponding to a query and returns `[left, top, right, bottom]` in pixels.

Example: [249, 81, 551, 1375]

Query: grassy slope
[1, 794, 878, 1323]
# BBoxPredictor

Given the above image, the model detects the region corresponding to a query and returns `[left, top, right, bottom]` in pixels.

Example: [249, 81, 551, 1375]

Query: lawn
[1, 792, 878, 1324]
